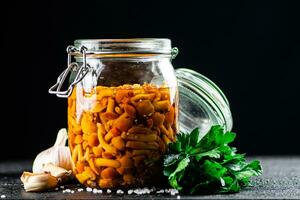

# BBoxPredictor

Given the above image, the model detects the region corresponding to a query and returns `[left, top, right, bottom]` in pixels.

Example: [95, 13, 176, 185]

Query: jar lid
[74, 38, 172, 54]
[175, 68, 233, 134]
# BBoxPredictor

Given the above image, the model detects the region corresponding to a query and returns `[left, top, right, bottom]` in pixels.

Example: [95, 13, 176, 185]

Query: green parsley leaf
[168, 157, 190, 190]
[163, 125, 263, 194]
[189, 128, 201, 146]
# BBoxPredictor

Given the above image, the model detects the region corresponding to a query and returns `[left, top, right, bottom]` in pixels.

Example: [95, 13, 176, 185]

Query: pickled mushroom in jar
[67, 83, 178, 188]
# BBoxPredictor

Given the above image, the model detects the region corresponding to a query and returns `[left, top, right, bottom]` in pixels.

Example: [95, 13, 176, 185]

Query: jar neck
[74, 38, 173, 54]
[74, 54, 173, 62]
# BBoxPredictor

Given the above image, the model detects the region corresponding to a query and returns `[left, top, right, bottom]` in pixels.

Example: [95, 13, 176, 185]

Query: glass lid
[175, 68, 233, 134]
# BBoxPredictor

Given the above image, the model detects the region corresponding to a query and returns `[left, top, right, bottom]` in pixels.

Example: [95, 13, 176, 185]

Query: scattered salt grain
[145, 188, 151, 194]
[116, 189, 124, 194]
[170, 189, 179, 195]
[156, 189, 164, 194]
[128, 189, 133, 194]
[133, 188, 152, 195]
[62, 189, 72, 193]
[0, 195, 6, 199]
[133, 188, 141, 194]
[92, 188, 103, 194]
[60, 186, 64, 189]
[59, 186, 180, 196]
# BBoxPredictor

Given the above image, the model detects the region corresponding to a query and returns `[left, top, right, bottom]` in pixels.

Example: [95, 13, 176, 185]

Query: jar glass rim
[74, 38, 172, 55]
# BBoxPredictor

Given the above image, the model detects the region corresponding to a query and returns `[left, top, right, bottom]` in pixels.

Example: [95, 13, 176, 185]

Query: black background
[2, 0, 300, 160]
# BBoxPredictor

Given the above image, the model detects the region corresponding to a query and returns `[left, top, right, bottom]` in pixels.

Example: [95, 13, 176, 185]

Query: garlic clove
[32, 128, 73, 173]
[20, 164, 73, 192]
[41, 163, 72, 181]
[21, 172, 58, 192]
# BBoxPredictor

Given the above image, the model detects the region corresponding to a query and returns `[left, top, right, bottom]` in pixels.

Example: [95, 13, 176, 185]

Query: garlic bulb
[32, 128, 73, 173]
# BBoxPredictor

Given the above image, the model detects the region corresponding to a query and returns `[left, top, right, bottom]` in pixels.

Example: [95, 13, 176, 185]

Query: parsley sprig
[163, 125, 262, 194]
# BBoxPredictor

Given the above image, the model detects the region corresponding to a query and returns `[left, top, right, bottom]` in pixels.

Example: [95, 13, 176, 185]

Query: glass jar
[49, 39, 179, 188]
[49, 38, 233, 189]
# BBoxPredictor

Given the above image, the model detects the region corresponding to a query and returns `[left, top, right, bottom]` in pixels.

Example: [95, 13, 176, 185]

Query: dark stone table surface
[0, 156, 300, 199]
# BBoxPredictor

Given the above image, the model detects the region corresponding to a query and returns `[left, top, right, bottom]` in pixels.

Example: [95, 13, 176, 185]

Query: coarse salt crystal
[107, 189, 111, 193]
[142, 188, 151, 194]
[133, 188, 152, 195]
[63, 189, 71, 193]
[93, 189, 98, 193]
[86, 187, 93, 192]
[177, 195, 181, 199]
[170, 189, 179, 195]
[157, 189, 164, 194]
[134, 189, 141, 194]
[71, 190, 75, 194]
[116, 189, 124, 194]
[128, 189, 133, 194]
[60, 186, 65, 189]
[0, 195, 6, 199]
[77, 188, 84, 192]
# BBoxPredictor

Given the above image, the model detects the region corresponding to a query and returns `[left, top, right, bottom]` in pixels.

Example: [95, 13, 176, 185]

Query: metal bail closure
[48, 46, 90, 98]
[171, 47, 179, 59]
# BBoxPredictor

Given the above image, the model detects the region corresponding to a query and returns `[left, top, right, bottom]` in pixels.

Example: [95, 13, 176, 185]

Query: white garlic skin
[32, 128, 73, 173]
